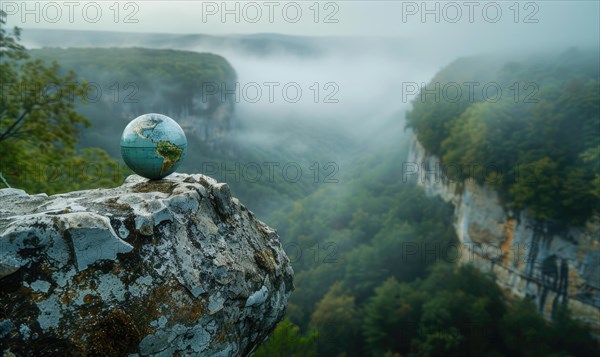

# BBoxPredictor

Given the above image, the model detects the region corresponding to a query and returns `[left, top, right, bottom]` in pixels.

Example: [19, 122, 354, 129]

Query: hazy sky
[3, 1, 599, 45]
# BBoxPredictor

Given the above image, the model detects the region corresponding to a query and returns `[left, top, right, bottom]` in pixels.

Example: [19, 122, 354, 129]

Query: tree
[363, 277, 424, 356]
[310, 282, 361, 357]
[252, 318, 317, 357]
[0, 10, 124, 193]
[0, 10, 89, 146]
[499, 298, 551, 356]
[509, 157, 561, 220]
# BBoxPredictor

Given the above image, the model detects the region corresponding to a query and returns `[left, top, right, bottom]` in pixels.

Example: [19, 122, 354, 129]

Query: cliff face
[407, 135, 600, 334]
[0, 173, 293, 356]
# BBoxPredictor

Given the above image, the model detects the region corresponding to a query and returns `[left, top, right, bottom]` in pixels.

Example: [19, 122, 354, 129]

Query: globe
[120, 113, 187, 180]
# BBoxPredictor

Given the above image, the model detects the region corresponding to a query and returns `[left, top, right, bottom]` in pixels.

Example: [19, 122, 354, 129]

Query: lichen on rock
[0, 173, 293, 356]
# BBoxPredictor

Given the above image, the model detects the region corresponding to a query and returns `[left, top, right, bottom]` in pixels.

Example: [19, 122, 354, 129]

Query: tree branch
[0, 98, 55, 142]
[0, 108, 30, 141]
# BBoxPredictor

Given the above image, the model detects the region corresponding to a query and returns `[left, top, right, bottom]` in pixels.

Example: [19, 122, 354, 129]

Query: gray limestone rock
[0, 173, 293, 356]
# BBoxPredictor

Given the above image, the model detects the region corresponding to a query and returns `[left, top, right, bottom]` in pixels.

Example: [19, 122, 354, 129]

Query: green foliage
[0, 11, 27, 60]
[509, 157, 561, 219]
[363, 265, 597, 357]
[258, 132, 598, 356]
[261, 138, 462, 356]
[0, 11, 125, 194]
[310, 283, 360, 357]
[363, 277, 425, 356]
[406, 49, 600, 224]
[252, 318, 317, 357]
[272, 140, 457, 324]
[1, 145, 129, 194]
[29, 47, 235, 85]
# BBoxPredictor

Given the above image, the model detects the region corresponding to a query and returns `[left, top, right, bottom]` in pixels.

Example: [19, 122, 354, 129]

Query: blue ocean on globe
[120, 113, 188, 180]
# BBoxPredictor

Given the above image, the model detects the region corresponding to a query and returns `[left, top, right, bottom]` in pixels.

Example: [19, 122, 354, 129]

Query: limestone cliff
[0, 173, 293, 356]
[407, 135, 600, 335]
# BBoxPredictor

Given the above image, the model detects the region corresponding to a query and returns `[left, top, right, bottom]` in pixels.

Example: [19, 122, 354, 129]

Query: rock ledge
[0, 173, 293, 356]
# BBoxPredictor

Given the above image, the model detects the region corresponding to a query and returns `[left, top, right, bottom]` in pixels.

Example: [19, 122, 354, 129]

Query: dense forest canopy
[29, 47, 237, 114]
[406, 49, 600, 224]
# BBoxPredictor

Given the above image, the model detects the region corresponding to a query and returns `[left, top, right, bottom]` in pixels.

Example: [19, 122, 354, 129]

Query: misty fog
[18, 1, 598, 157]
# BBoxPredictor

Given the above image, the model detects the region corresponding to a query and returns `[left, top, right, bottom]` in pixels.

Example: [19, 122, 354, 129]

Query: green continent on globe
[156, 140, 183, 174]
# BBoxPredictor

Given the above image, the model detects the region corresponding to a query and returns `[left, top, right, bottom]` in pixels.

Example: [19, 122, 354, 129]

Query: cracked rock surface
[0, 173, 293, 356]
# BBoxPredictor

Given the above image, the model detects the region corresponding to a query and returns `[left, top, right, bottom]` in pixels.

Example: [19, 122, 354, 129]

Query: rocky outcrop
[0, 173, 293, 356]
[407, 135, 600, 335]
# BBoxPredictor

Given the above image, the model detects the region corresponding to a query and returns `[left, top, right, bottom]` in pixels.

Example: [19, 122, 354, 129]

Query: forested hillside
[406, 48, 600, 224]
[29, 47, 237, 158]
[255, 135, 599, 356]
